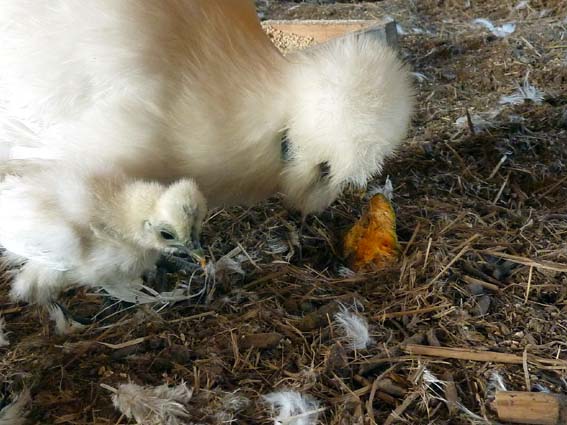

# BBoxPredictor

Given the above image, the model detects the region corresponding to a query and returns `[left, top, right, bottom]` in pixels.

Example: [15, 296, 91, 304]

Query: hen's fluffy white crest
[0, 164, 207, 305]
[0, 0, 413, 216]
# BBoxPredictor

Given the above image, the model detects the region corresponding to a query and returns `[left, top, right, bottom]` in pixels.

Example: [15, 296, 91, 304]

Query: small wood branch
[493, 391, 567, 425]
[376, 304, 451, 319]
[482, 250, 567, 273]
[403, 345, 567, 368]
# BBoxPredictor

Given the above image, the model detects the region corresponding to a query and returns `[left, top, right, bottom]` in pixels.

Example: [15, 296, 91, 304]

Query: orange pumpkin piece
[343, 194, 401, 271]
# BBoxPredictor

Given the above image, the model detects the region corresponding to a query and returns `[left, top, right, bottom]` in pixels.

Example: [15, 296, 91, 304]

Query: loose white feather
[206, 248, 249, 283]
[264, 391, 321, 425]
[486, 371, 507, 396]
[0, 390, 31, 425]
[500, 73, 545, 105]
[366, 176, 394, 201]
[337, 266, 356, 278]
[473, 19, 516, 37]
[48, 304, 86, 336]
[334, 305, 373, 350]
[455, 108, 502, 133]
[420, 368, 492, 424]
[105, 382, 193, 425]
[214, 391, 251, 424]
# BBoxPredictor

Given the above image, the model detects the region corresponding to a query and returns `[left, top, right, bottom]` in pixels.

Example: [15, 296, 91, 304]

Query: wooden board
[262, 19, 399, 49]
[494, 392, 566, 425]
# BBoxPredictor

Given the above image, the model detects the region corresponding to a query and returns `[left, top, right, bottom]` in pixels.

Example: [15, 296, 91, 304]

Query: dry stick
[524, 266, 534, 304]
[98, 337, 146, 350]
[429, 238, 477, 285]
[483, 250, 567, 273]
[376, 304, 451, 320]
[462, 275, 501, 292]
[167, 311, 216, 324]
[523, 349, 531, 391]
[492, 172, 510, 205]
[366, 364, 400, 423]
[402, 223, 421, 256]
[465, 109, 476, 135]
[0, 307, 24, 315]
[488, 154, 509, 180]
[535, 175, 567, 197]
[403, 345, 567, 368]
[493, 391, 567, 425]
[383, 391, 420, 425]
[422, 238, 433, 272]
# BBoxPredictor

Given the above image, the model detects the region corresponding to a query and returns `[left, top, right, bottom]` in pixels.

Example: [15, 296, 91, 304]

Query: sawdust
[262, 24, 316, 54]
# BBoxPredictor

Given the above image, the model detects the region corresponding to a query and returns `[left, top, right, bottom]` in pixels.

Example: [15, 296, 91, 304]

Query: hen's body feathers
[0, 0, 413, 214]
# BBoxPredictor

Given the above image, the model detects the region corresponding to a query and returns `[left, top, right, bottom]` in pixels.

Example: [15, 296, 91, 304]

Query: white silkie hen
[0, 0, 413, 216]
[0, 165, 207, 305]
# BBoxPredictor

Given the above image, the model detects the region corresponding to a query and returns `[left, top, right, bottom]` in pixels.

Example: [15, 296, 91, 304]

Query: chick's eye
[160, 230, 175, 241]
[318, 161, 331, 180]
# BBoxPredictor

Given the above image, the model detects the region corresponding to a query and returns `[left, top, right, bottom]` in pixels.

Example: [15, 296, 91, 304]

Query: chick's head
[143, 178, 207, 257]
[279, 35, 414, 215]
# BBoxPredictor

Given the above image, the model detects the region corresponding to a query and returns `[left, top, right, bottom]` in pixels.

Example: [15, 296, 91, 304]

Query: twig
[524, 266, 534, 304]
[402, 223, 421, 256]
[462, 275, 501, 292]
[523, 349, 531, 391]
[466, 109, 476, 135]
[98, 337, 146, 350]
[492, 172, 510, 205]
[483, 250, 567, 273]
[423, 238, 433, 272]
[429, 242, 473, 285]
[167, 311, 216, 324]
[383, 391, 420, 425]
[404, 345, 567, 368]
[377, 304, 451, 320]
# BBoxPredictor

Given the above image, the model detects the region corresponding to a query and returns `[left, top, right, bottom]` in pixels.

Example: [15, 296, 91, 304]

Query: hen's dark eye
[318, 161, 331, 180]
[160, 230, 175, 240]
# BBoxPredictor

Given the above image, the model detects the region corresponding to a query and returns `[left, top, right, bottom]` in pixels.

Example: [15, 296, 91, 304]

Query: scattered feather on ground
[214, 391, 251, 424]
[0, 390, 31, 425]
[420, 368, 493, 424]
[263, 391, 322, 425]
[473, 18, 516, 37]
[500, 73, 545, 105]
[366, 176, 394, 201]
[334, 305, 373, 350]
[48, 304, 87, 336]
[104, 382, 193, 425]
[455, 108, 502, 133]
[486, 371, 507, 398]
